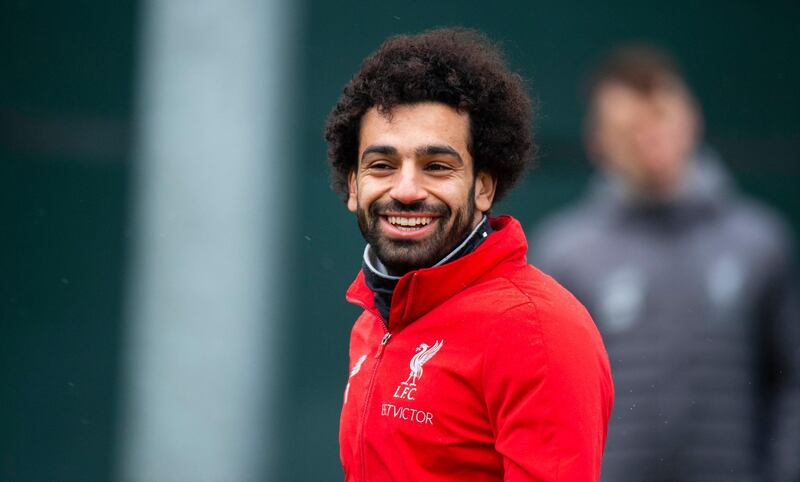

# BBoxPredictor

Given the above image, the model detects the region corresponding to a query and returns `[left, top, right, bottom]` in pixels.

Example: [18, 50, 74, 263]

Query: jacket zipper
[359, 326, 392, 481]
[375, 332, 391, 358]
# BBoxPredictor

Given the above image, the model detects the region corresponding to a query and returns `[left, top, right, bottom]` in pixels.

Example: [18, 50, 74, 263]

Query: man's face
[348, 102, 496, 275]
[589, 82, 699, 198]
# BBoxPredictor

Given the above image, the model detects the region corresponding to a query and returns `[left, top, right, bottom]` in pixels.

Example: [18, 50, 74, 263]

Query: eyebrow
[359, 143, 464, 165]
[360, 145, 398, 163]
[415, 144, 463, 165]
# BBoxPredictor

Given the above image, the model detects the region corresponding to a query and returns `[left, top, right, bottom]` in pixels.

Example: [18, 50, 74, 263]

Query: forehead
[593, 83, 691, 121]
[358, 102, 470, 153]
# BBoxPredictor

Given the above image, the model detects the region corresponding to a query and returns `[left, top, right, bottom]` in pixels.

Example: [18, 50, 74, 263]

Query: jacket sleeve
[482, 301, 614, 481]
[764, 239, 800, 482]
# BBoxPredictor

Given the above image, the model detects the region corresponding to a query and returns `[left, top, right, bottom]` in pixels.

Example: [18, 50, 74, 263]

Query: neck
[361, 215, 494, 322]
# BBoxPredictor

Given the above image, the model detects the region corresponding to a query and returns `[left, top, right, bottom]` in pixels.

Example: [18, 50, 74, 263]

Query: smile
[387, 216, 433, 228]
[380, 215, 439, 238]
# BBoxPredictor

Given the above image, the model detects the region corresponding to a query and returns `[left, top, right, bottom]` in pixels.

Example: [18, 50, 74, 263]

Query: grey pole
[117, 0, 294, 480]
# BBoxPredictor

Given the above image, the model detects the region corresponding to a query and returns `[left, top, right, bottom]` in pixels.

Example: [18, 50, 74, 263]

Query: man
[529, 45, 800, 482]
[324, 29, 614, 481]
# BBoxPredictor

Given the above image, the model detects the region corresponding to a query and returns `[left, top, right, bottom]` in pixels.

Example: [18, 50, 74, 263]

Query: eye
[368, 161, 393, 170]
[365, 161, 395, 175]
[425, 162, 452, 172]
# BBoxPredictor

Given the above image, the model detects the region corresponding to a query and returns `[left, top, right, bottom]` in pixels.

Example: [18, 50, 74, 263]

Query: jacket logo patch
[393, 340, 443, 400]
[344, 354, 367, 404]
[706, 253, 744, 322]
[600, 267, 645, 332]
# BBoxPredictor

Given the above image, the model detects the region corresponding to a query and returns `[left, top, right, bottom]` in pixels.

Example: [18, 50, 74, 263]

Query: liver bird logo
[401, 340, 444, 387]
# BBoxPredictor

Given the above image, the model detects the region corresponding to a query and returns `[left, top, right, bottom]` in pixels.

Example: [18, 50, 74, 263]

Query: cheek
[598, 125, 628, 155]
[443, 186, 474, 213]
[351, 180, 388, 213]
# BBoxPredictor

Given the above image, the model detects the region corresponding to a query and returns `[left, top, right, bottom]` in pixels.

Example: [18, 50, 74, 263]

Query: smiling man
[325, 28, 614, 482]
[352, 103, 492, 276]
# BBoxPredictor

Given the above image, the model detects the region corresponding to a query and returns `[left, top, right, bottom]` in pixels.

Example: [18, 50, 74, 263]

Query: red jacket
[340, 216, 614, 481]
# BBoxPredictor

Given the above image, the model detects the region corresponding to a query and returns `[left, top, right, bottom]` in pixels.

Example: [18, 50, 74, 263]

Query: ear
[347, 170, 358, 213]
[474, 171, 496, 212]
[583, 112, 605, 167]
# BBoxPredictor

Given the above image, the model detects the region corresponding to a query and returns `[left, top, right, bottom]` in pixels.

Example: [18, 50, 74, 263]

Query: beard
[356, 185, 477, 276]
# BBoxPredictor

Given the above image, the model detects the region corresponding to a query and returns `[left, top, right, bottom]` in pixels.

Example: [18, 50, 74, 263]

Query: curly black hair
[324, 27, 534, 204]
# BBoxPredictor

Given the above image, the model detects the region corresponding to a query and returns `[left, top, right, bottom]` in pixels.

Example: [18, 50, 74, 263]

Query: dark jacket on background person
[529, 150, 800, 482]
[341, 216, 614, 482]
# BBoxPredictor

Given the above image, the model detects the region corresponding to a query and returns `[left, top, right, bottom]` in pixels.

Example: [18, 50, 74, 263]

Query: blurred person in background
[529, 45, 800, 482]
[325, 28, 613, 481]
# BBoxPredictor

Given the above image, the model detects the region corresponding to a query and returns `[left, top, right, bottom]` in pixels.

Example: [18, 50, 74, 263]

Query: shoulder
[530, 201, 598, 249]
[478, 266, 614, 443]
[473, 265, 606, 363]
[527, 197, 608, 273]
[723, 194, 796, 265]
[731, 196, 794, 245]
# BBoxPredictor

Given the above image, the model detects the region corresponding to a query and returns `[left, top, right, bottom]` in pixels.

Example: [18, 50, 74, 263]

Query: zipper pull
[375, 332, 392, 359]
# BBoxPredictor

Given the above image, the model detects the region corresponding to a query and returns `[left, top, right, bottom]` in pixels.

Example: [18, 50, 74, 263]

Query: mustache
[368, 199, 450, 216]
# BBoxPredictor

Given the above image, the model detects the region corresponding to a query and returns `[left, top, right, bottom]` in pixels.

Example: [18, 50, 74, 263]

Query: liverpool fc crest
[403, 340, 444, 387]
[393, 340, 444, 401]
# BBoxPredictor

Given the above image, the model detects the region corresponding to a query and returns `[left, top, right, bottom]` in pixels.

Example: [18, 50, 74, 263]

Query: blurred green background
[2, 1, 798, 480]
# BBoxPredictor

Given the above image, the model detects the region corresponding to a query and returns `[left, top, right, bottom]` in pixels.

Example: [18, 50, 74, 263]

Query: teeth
[387, 216, 433, 227]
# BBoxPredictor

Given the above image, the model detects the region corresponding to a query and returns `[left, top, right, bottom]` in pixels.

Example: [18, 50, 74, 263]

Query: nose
[389, 162, 428, 205]
[633, 120, 669, 158]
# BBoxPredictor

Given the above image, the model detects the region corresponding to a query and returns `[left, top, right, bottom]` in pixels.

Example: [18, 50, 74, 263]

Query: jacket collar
[591, 146, 732, 224]
[346, 215, 528, 331]
[361, 216, 494, 323]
